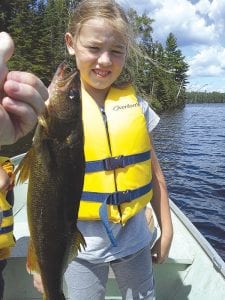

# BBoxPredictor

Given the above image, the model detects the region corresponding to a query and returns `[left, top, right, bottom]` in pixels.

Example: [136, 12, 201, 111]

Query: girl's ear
[65, 33, 76, 55]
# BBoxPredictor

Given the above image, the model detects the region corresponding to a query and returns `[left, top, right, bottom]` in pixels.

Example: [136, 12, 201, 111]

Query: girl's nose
[98, 51, 112, 66]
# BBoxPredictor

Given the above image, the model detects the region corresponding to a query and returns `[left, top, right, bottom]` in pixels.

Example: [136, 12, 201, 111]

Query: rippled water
[152, 103, 225, 261]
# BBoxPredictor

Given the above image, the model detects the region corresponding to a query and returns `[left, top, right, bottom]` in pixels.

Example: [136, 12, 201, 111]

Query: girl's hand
[145, 205, 172, 263]
[151, 231, 173, 264]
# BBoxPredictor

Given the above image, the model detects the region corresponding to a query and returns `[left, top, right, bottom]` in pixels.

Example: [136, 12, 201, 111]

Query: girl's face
[65, 18, 127, 98]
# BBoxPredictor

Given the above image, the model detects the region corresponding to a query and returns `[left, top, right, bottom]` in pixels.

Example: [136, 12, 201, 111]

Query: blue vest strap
[99, 204, 118, 246]
[85, 151, 150, 173]
[82, 182, 152, 246]
[81, 182, 152, 204]
[0, 224, 13, 234]
[2, 208, 13, 218]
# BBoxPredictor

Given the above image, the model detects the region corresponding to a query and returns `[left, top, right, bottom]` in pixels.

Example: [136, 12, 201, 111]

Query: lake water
[152, 103, 225, 261]
[1, 102, 225, 260]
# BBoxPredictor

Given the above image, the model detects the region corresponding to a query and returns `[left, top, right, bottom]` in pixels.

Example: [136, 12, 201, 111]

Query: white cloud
[119, 0, 160, 14]
[209, 0, 225, 43]
[148, 0, 218, 46]
[118, 0, 225, 91]
[119, 0, 218, 46]
[195, 0, 211, 15]
[187, 46, 225, 77]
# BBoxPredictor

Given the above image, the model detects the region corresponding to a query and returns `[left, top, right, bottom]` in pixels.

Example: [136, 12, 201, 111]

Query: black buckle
[104, 156, 125, 170]
[109, 190, 131, 205]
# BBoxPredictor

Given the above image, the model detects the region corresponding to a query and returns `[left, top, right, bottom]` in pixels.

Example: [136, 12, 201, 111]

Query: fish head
[47, 63, 81, 121]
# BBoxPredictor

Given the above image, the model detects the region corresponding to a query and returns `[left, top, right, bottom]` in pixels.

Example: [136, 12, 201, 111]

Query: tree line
[186, 91, 225, 103]
[1, 0, 189, 112]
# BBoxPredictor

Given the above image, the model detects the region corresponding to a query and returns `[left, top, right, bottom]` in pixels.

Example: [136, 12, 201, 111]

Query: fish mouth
[57, 70, 78, 91]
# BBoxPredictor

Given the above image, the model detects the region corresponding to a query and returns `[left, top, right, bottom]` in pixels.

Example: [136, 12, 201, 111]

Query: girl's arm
[149, 136, 173, 263]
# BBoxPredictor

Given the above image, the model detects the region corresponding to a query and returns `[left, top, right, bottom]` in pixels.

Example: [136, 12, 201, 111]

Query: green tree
[126, 12, 189, 112]
[186, 91, 225, 103]
[8, 0, 37, 72]
[7, 0, 82, 84]
[43, 0, 68, 75]
[0, 0, 17, 31]
[126, 9, 154, 95]
[165, 33, 189, 107]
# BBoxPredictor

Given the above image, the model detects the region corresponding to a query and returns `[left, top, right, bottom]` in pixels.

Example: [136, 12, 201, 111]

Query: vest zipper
[100, 108, 113, 156]
[100, 107, 123, 220]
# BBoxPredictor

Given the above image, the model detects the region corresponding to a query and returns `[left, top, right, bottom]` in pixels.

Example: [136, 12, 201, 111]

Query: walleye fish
[15, 63, 86, 300]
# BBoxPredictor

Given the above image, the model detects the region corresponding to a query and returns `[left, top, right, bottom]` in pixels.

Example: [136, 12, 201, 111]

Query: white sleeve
[137, 96, 160, 133]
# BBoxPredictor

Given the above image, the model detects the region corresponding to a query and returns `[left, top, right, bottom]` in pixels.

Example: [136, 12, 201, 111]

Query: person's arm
[0, 32, 48, 146]
[1, 71, 48, 145]
[149, 136, 173, 263]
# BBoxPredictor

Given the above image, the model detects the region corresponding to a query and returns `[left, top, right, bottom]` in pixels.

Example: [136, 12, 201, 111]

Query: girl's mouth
[93, 69, 111, 78]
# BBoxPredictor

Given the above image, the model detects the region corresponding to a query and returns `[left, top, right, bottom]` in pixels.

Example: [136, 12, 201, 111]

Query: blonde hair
[68, 0, 137, 86]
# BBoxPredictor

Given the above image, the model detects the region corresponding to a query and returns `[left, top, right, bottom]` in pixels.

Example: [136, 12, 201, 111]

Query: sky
[118, 0, 225, 93]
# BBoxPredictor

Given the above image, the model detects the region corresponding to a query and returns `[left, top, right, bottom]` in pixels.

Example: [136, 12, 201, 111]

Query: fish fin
[68, 229, 86, 263]
[26, 239, 40, 274]
[14, 147, 36, 184]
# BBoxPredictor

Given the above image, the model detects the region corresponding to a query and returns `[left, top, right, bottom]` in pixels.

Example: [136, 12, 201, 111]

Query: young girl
[33, 0, 173, 299]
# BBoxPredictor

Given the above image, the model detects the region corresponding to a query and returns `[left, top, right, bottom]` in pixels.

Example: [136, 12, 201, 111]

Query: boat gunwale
[170, 199, 225, 278]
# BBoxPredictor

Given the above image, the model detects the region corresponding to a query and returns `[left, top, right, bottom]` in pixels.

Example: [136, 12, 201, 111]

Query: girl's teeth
[95, 70, 108, 76]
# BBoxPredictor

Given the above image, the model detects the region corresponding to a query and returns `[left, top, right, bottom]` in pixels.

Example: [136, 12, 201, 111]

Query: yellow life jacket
[0, 156, 15, 254]
[79, 85, 153, 245]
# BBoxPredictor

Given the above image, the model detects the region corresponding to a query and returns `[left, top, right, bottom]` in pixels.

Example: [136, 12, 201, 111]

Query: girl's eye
[88, 46, 99, 51]
[112, 49, 125, 55]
